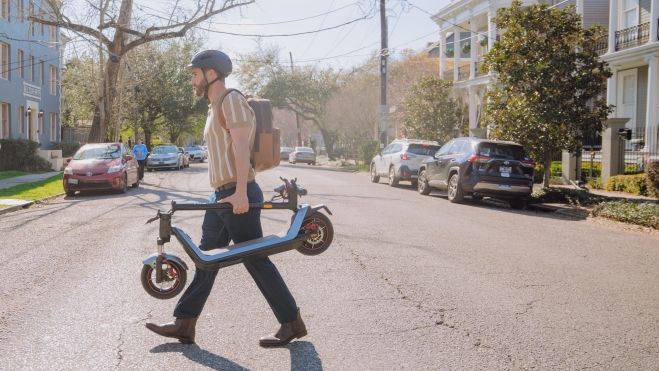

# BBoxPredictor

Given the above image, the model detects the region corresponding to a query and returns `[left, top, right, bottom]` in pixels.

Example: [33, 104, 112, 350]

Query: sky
[132, 0, 453, 87]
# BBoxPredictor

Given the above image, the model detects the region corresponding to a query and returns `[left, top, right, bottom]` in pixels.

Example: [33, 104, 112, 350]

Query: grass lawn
[0, 171, 29, 180]
[340, 163, 370, 172]
[0, 173, 64, 200]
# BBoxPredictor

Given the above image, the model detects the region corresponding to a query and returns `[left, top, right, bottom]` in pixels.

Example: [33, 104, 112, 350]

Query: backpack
[216, 89, 281, 173]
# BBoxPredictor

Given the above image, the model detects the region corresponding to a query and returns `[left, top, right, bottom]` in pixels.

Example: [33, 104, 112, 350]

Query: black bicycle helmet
[187, 50, 233, 99]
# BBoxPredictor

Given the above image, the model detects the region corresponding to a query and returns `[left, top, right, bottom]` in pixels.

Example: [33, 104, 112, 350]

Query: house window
[39, 60, 43, 85]
[622, 0, 638, 29]
[50, 65, 56, 94]
[1, 103, 8, 139]
[17, 0, 23, 22]
[17, 50, 23, 77]
[1, 0, 8, 20]
[50, 113, 56, 141]
[49, 25, 56, 46]
[18, 106, 24, 134]
[38, 113, 43, 133]
[28, 55, 34, 81]
[0, 42, 8, 80]
[28, 2, 34, 36]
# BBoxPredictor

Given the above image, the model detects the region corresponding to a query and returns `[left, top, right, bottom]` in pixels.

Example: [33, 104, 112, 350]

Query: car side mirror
[126, 155, 134, 161]
[66, 157, 72, 163]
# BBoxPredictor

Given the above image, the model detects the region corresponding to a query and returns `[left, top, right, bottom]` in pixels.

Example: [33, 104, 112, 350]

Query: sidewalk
[0, 172, 63, 213]
[548, 184, 658, 201]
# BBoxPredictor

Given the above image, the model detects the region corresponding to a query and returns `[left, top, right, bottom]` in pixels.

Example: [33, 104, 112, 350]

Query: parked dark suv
[417, 138, 535, 209]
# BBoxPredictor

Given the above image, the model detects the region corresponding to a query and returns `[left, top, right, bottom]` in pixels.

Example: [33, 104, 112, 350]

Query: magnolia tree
[32, 0, 254, 143]
[482, 0, 612, 187]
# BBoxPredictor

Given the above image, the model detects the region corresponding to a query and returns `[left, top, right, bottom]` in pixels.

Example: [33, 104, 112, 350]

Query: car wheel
[370, 163, 380, 183]
[418, 170, 432, 195]
[447, 173, 464, 203]
[388, 166, 399, 187]
[509, 198, 527, 210]
[119, 173, 128, 194]
[471, 195, 484, 201]
[410, 180, 418, 188]
[132, 177, 139, 188]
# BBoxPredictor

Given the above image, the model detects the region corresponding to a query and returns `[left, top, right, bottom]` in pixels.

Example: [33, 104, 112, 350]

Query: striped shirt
[204, 91, 256, 189]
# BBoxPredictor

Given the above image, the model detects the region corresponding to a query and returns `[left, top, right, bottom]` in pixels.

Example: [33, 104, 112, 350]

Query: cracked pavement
[1, 162, 658, 370]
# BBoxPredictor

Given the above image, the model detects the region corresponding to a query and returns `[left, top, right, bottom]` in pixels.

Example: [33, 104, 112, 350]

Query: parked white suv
[370, 139, 441, 187]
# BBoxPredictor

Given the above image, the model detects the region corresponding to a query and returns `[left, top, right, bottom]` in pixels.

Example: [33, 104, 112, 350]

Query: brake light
[521, 160, 535, 168]
[468, 155, 491, 163]
[401, 154, 410, 160]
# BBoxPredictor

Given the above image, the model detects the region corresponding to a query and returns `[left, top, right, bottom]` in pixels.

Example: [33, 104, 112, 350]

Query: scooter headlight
[108, 165, 121, 173]
[64, 167, 73, 175]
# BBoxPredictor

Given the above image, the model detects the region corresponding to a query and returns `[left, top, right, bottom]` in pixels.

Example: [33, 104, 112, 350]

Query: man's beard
[193, 80, 207, 98]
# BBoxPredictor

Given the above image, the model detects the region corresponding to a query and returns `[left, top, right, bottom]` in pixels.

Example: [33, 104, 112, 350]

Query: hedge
[359, 140, 380, 166]
[0, 138, 53, 172]
[605, 174, 648, 196]
[530, 187, 611, 206]
[49, 140, 81, 157]
[593, 200, 659, 229]
[646, 161, 659, 198]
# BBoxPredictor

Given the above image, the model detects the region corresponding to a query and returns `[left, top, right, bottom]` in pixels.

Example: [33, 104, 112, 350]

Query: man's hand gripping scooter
[140, 178, 334, 299]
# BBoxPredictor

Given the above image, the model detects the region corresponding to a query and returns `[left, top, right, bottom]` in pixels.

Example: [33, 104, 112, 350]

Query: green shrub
[646, 161, 659, 198]
[0, 138, 53, 172]
[587, 177, 604, 190]
[359, 140, 380, 166]
[581, 162, 602, 179]
[593, 200, 659, 229]
[530, 187, 610, 206]
[605, 174, 648, 196]
[50, 140, 81, 157]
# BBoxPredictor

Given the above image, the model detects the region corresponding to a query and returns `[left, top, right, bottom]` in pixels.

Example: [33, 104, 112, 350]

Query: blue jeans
[173, 182, 298, 324]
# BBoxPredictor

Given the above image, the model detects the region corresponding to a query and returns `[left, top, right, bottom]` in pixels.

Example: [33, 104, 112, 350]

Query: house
[0, 0, 63, 147]
[431, 0, 611, 138]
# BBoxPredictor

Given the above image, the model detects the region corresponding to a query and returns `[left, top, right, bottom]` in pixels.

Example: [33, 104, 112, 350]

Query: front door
[618, 69, 637, 149]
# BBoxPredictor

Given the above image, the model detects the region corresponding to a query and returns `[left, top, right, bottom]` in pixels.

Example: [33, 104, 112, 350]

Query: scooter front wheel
[297, 212, 334, 256]
[141, 260, 187, 300]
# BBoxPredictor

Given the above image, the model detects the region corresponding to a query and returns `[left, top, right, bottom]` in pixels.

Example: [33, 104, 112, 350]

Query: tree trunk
[144, 129, 153, 152]
[543, 151, 552, 188]
[318, 127, 337, 160]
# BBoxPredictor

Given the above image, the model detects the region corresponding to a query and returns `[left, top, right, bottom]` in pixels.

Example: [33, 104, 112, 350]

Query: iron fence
[458, 65, 470, 81]
[581, 132, 602, 182]
[475, 61, 487, 77]
[615, 22, 650, 51]
[443, 69, 454, 80]
[61, 127, 90, 144]
[621, 126, 659, 174]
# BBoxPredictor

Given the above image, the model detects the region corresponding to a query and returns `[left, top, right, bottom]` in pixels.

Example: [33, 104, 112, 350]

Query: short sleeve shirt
[204, 91, 257, 189]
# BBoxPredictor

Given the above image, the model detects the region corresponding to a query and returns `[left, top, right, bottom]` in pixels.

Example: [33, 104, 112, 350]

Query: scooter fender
[306, 204, 332, 217]
[142, 253, 189, 270]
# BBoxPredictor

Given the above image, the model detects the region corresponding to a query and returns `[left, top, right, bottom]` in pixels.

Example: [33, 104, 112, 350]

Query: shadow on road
[150, 343, 251, 370]
[288, 341, 323, 371]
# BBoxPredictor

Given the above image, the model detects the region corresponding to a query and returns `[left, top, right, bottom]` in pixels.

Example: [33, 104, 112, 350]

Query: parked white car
[370, 139, 441, 187]
[184, 145, 207, 162]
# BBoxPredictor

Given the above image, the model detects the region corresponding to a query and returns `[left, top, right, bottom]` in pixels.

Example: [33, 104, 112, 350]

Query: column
[650, 0, 658, 43]
[562, 151, 582, 184]
[470, 16, 478, 80]
[469, 87, 477, 130]
[607, 67, 618, 116]
[608, 0, 617, 53]
[439, 30, 446, 79]
[601, 118, 631, 183]
[453, 26, 459, 82]
[645, 55, 659, 151]
[488, 9, 495, 51]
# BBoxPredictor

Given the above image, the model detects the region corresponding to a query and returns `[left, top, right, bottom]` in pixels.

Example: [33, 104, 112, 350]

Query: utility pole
[289, 52, 303, 147]
[378, 0, 389, 148]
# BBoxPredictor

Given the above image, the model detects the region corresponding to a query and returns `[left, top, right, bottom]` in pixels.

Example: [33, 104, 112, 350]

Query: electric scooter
[140, 177, 334, 299]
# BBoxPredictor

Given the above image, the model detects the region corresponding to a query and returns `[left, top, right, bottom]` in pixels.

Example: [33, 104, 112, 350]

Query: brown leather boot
[259, 308, 307, 347]
[145, 317, 198, 344]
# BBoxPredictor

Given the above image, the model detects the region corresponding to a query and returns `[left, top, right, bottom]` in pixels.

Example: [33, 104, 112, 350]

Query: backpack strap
[215, 88, 245, 130]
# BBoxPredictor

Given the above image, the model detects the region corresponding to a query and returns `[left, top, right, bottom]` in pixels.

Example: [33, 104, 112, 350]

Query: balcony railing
[443, 69, 454, 80]
[615, 22, 650, 51]
[588, 34, 609, 55]
[474, 61, 487, 77]
[458, 65, 470, 81]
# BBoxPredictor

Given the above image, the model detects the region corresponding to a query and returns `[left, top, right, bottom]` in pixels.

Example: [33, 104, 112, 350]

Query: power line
[300, 0, 336, 59]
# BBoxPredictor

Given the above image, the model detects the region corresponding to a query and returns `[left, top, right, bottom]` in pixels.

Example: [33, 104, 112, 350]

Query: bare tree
[30, 0, 254, 142]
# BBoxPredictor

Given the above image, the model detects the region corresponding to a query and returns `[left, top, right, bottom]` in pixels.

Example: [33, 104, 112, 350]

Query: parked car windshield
[152, 146, 178, 155]
[281, 147, 293, 152]
[185, 146, 201, 151]
[296, 147, 314, 152]
[478, 143, 531, 161]
[73, 145, 121, 160]
[407, 144, 441, 157]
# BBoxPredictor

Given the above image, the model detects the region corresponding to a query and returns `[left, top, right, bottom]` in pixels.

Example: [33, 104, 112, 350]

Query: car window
[73, 145, 121, 160]
[407, 144, 441, 156]
[122, 144, 130, 159]
[152, 146, 178, 155]
[478, 143, 531, 161]
[435, 141, 452, 157]
[381, 144, 394, 155]
[185, 146, 200, 151]
[295, 147, 314, 152]
[447, 141, 465, 155]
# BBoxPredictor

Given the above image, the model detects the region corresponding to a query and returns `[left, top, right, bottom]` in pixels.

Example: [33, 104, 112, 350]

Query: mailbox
[618, 128, 632, 140]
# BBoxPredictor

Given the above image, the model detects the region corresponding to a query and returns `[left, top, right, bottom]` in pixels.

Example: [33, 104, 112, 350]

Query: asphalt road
[1, 162, 658, 370]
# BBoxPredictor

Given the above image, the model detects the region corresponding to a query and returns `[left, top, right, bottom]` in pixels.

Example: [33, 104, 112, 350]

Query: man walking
[145, 50, 306, 346]
[132, 138, 147, 180]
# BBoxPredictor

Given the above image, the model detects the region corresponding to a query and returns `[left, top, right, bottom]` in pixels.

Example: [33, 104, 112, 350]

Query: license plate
[498, 184, 511, 189]
[501, 172, 510, 177]
[500, 166, 512, 173]
[68, 178, 78, 184]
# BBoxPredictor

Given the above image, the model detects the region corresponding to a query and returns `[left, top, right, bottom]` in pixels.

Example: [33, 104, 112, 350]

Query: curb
[0, 192, 65, 216]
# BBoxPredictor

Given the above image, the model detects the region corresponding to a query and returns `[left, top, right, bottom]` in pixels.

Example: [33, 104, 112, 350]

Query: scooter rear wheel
[141, 260, 187, 300]
[297, 212, 334, 256]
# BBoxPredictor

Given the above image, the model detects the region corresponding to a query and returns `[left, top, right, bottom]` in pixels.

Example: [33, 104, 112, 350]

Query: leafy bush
[530, 187, 610, 206]
[359, 140, 380, 166]
[0, 138, 53, 172]
[605, 174, 648, 196]
[646, 161, 659, 198]
[581, 161, 602, 179]
[586, 177, 604, 190]
[593, 200, 659, 229]
[49, 140, 81, 157]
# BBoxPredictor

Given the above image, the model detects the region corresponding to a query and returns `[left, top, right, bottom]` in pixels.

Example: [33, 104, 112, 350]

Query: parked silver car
[281, 147, 294, 160]
[370, 139, 441, 187]
[147, 145, 185, 171]
[289, 147, 317, 165]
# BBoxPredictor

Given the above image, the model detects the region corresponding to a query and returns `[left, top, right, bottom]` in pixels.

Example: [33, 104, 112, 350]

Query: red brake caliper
[164, 260, 177, 280]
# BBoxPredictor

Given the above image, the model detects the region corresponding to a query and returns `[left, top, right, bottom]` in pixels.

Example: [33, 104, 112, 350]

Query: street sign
[378, 105, 389, 120]
[380, 119, 387, 132]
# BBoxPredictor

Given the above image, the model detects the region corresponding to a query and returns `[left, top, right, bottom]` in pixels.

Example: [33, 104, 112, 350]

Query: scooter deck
[170, 205, 313, 271]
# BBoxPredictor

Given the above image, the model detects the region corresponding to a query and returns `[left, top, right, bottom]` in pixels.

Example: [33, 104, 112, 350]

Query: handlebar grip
[298, 188, 308, 196]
